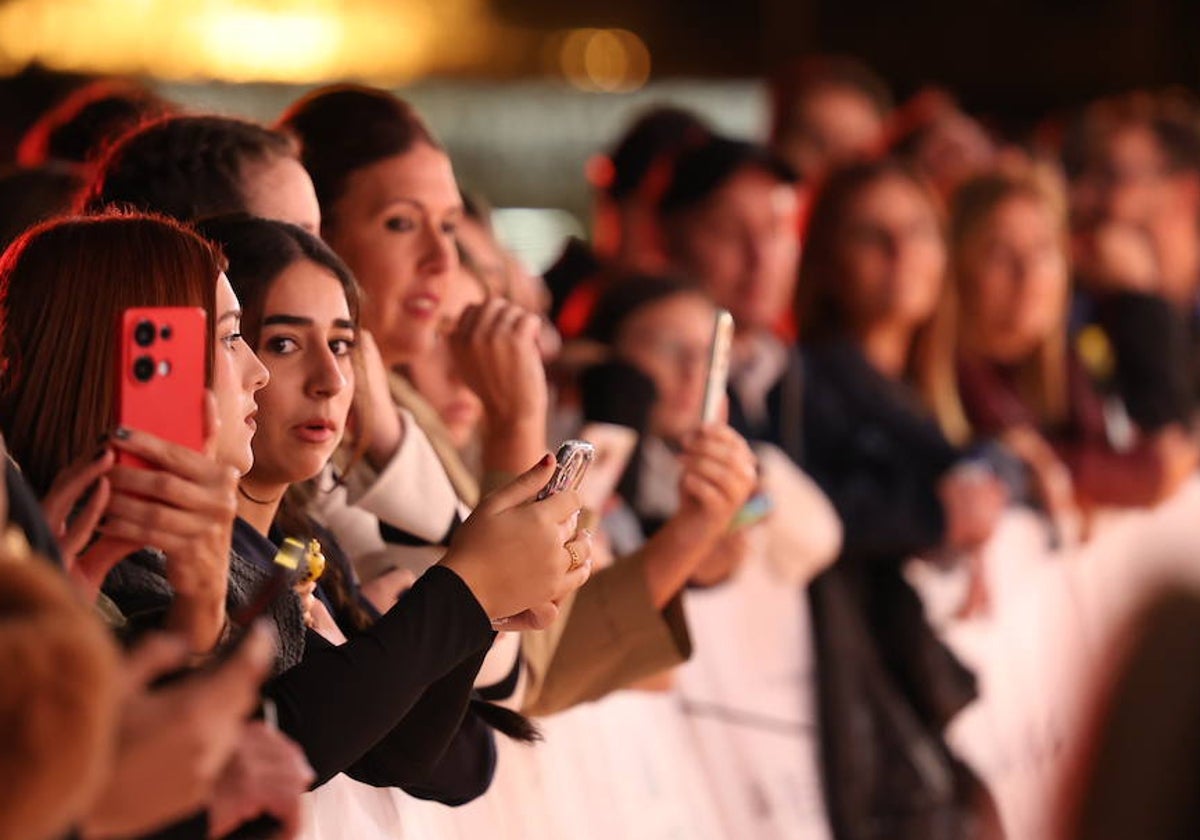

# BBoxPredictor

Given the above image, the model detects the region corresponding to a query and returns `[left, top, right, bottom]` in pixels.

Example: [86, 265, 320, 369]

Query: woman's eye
[441, 220, 459, 236]
[265, 336, 299, 354]
[221, 331, 243, 348]
[385, 216, 416, 233]
[330, 338, 356, 357]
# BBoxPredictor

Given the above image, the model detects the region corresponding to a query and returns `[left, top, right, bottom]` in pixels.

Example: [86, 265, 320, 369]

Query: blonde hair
[946, 164, 1071, 436]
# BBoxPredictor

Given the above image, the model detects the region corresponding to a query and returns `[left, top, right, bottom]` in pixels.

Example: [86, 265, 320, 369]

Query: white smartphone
[701, 309, 735, 425]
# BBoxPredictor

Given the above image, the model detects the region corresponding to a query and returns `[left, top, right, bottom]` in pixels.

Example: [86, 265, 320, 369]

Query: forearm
[164, 589, 226, 654]
[639, 515, 723, 609]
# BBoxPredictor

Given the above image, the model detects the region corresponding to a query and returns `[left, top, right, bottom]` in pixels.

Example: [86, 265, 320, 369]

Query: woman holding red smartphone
[0, 212, 591, 808]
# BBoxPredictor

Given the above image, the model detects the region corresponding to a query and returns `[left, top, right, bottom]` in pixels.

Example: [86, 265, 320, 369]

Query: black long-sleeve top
[229, 519, 497, 795]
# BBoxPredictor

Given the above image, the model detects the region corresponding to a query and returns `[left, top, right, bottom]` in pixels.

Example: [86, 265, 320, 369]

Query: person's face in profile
[777, 84, 885, 180]
[240, 154, 322, 235]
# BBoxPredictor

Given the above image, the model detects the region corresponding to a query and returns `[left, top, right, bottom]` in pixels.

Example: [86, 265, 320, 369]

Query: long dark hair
[0, 213, 220, 496]
[795, 158, 965, 440]
[276, 85, 440, 228]
[196, 214, 375, 632]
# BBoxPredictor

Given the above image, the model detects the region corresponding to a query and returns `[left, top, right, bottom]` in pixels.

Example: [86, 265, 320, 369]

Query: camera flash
[157, 360, 172, 377]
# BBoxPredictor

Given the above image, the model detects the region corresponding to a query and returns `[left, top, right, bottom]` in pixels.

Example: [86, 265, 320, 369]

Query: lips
[292, 418, 338, 445]
[402, 292, 440, 319]
[244, 408, 258, 431]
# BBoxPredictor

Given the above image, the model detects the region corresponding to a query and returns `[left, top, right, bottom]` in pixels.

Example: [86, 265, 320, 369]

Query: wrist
[439, 552, 498, 619]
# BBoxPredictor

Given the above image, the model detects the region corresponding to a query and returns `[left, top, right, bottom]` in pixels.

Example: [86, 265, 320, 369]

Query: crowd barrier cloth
[299, 479, 1200, 839]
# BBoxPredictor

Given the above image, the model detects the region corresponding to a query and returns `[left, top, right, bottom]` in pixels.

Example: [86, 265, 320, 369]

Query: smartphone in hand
[114, 307, 207, 468]
[701, 309, 734, 425]
[536, 440, 596, 501]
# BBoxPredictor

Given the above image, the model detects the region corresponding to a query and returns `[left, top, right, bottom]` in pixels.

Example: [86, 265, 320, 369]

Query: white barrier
[933, 479, 1200, 840]
[301, 479, 1200, 840]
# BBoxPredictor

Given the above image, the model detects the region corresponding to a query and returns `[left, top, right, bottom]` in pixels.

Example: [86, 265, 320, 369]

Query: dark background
[498, 0, 1200, 122]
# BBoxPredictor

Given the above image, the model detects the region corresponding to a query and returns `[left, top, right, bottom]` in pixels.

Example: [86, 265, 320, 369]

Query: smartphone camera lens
[160, 325, 173, 341]
[133, 356, 155, 383]
[134, 320, 156, 347]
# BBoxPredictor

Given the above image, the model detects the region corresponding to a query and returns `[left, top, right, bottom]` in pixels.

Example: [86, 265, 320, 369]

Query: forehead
[263, 259, 352, 319]
[336, 144, 462, 216]
[848, 174, 932, 222]
[621, 292, 716, 335]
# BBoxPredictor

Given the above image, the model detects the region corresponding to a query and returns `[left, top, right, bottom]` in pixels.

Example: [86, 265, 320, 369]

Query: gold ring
[566, 541, 583, 572]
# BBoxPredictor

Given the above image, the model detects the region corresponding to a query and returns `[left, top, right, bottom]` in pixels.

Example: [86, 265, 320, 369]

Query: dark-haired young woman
[788, 160, 1006, 840]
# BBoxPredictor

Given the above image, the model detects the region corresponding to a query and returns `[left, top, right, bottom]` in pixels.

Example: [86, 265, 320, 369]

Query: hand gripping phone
[114, 307, 207, 468]
[701, 309, 735, 425]
[536, 440, 596, 501]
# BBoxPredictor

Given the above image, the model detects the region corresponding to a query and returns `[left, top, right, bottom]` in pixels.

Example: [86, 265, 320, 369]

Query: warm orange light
[557, 28, 651, 93]
[0, 0, 527, 83]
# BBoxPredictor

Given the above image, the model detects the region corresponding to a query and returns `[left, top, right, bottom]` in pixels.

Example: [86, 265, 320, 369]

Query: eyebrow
[374, 196, 465, 218]
[262, 314, 357, 330]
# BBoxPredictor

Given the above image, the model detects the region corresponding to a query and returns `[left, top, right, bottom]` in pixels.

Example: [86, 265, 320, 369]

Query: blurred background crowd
[5, 1, 1200, 839]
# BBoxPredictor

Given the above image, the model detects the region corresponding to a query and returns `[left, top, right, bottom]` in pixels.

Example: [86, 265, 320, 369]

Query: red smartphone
[115, 307, 207, 468]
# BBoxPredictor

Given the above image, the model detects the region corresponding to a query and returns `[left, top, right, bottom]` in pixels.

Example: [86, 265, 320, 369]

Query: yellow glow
[0, 0, 538, 84]
[558, 28, 650, 93]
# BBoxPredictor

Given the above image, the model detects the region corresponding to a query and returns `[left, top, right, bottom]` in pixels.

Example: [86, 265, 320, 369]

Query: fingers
[478, 453, 556, 513]
[107, 464, 232, 514]
[500, 601, 562, 631]
[110, 426, 227, 483]
[42, 446, 115, 528]
[537, 488, 583, 525]
[60, 475, 111, 557]
[122, 633, 191, 692]
[102, 492, 216, 542]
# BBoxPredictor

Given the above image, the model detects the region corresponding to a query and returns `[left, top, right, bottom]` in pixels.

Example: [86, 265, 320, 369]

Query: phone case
[115, 307, 207, 468]
[536, 440, 596, 501]
[701, 309, 735, 424]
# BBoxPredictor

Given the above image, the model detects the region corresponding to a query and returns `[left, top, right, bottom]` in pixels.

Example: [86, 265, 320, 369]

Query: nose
[419, 220, 456, 278]
[246, 348, 269, 393]
[307, 346, 348, 398]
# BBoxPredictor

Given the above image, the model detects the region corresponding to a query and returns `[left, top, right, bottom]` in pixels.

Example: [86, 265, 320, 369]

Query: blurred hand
[40, 445, 117, 598]
[441, 454, 591, 622]
[208, 721, 314, 839]
[675, 424, 758, 539]
[1073, 222, 1159, 294]
[356, 330, 406, 472]
[81, 625, 276, 839]
[449, 299, 548, 471]
[99, 411, 238, 652]
[939, 465, 1008, 552]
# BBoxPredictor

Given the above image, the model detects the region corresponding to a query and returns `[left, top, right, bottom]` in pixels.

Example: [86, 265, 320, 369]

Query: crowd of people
[3, 54, 1200, 840]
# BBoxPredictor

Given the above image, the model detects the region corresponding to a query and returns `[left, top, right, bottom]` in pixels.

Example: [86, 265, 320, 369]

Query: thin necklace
[238, 484, 282, 505]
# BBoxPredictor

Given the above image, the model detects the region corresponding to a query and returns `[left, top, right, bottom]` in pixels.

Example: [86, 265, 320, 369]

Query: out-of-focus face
[1083, 124, 1174, 228]
[666, 166, 799, 333]
[241, 155, 322, 234]
[615, 292, 718, 442]
[322, 143, 462, 368]
[212, 273, 270, 476]
[835, 174, 946, 332]
[776, 85, 885, 180]
[404, 272, 485, 450]
[961, 195, 1068, 364]
[244, 260, 357, 488]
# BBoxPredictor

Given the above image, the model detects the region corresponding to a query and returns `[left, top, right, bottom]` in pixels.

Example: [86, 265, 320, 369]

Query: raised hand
[440, 454, 592, 623]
